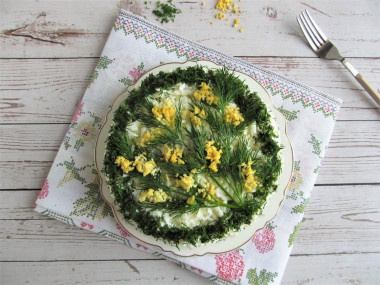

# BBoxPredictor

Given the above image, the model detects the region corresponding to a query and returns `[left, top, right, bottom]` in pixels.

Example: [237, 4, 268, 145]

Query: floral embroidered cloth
[35, 10, 342, 285]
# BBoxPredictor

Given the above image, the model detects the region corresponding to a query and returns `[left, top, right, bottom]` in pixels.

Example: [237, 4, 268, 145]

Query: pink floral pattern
[253, 228, 276, 254]
[38, 179, 49, 199]
[190, 266, 203, 274]
[215, 250, 245, 281]
[72, 101, 84, 123]
[116, 222, 130, 237]
[80, 221, 94, 230]
[136, 243, 148, 250]
[129, 67, 144, 83]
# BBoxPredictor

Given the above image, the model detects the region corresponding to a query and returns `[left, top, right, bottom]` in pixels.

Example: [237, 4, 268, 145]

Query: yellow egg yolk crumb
[152, 100, 176, 127]
[133, 153, 159, 177]
[162, 144, 185, 164]
[179, 174, 194, 191]
[205, 140, 222, 172]
[136, 129, 155, 147]
[190, 105, 206, 127]
[215, 13, 226, 19]
[233, 19, 240, 28]
[187, 195, 196, 205]
[214, 0, 243, 31]
[114, 156, 134, 174]
[241, 158, 258, 192]
[197, 182, 217, 200]
[139, 188, 171, 203]
[207, 182, 217, 196]
[215, 0, 233, 12]
[225, 105, 244, 126]
[193, 82, 218, 104]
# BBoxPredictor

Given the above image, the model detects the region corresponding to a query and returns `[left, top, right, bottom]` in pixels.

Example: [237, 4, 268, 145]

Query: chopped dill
[153, 0, 181, 24]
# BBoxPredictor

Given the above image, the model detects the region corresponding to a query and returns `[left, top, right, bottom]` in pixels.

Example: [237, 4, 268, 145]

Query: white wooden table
[1, 1, 379, 284]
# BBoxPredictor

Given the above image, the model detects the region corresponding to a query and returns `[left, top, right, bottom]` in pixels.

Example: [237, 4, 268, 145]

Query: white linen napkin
[35, 10, 342, 285]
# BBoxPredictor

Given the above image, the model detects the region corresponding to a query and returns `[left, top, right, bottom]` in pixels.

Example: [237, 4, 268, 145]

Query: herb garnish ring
[95, 60, 294, 257]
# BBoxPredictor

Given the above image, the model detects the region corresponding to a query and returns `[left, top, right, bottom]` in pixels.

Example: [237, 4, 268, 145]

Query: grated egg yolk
[215, 0, 233, 12]
[139, 188, 171, 203]
[162, 144, 185, 164]
[190, 105, 206, 127]
[152, 100, 176, 127]
[205, 140, 222, 172]
[241, 158, 258, 192]
[187, 195, 196, 205]
[207, 182, 217, 196]
[133, 153, 159, 177]
[215, 13, 226, 19]
[193, 82, 218, 104]
[225, 105, 244, 126]
[233, 19, 240, 28]
[137, 129, 155, 147]
[114, 156, 134, 174]
[179, 174, 194, 191]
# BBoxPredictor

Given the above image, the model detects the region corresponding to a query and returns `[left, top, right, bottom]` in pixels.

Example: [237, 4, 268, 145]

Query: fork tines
[297, 10, 328, 51]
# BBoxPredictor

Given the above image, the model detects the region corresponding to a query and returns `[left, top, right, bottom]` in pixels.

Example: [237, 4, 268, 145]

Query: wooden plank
[0, 190, 40, 220]
[1, 0, 379, 58]
[0, 260, 212, 285]
[1, 185, 378, 261]
[316, 120, 380, 184]
[1, 58, 379, 124]
[0, 59, 97, 123]
[1, 121, 379, 189]
[0, 219, 163, 261]
[1, 253, 378, 284]
[291, 185, 380, 255]
[282, 253, 379, 285]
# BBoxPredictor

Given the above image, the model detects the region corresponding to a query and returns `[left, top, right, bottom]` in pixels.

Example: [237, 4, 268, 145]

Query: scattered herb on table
[152, 0, 181, 23]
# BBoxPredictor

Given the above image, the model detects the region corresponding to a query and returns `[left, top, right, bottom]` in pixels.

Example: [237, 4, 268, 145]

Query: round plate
[95, 60, 293, 257]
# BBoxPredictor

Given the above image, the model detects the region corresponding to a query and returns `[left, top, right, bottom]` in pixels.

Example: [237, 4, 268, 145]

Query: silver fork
[297, 10, 380, 106]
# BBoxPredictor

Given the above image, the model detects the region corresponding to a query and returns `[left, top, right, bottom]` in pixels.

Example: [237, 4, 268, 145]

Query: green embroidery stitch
[40, 209, 75, 226]
[264, 84, 338, 120]
[70, 169, 112, 220]
[288, 160, 303, 192]
[292, 196, 309, 214]
[114, 24, 199, 61]
[56, 158, 92, 188]
[64, 111, 102, 151]
[99, 230, 132, 246]
[208, 276, 235, 285]
[278, 106, 299, 121]
[90, 56, 114, 84]
[119, 77, 133, 86]
[288, 222, 301, 247]
[309, 134, 325, 173]
[246, 268, 278, 285]
[119, 62, 145, 86]
[309, 134, 322, 156]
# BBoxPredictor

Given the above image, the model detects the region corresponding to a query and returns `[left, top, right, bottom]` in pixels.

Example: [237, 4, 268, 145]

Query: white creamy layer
[126, 83, 281, 228]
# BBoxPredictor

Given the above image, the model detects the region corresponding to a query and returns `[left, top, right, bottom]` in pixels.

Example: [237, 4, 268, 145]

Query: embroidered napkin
[35, 10, 342, 285]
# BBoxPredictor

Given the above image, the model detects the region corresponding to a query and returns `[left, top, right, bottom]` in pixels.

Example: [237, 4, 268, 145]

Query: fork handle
[355, 74, 380, 106]
[342, 59, 380, 106]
